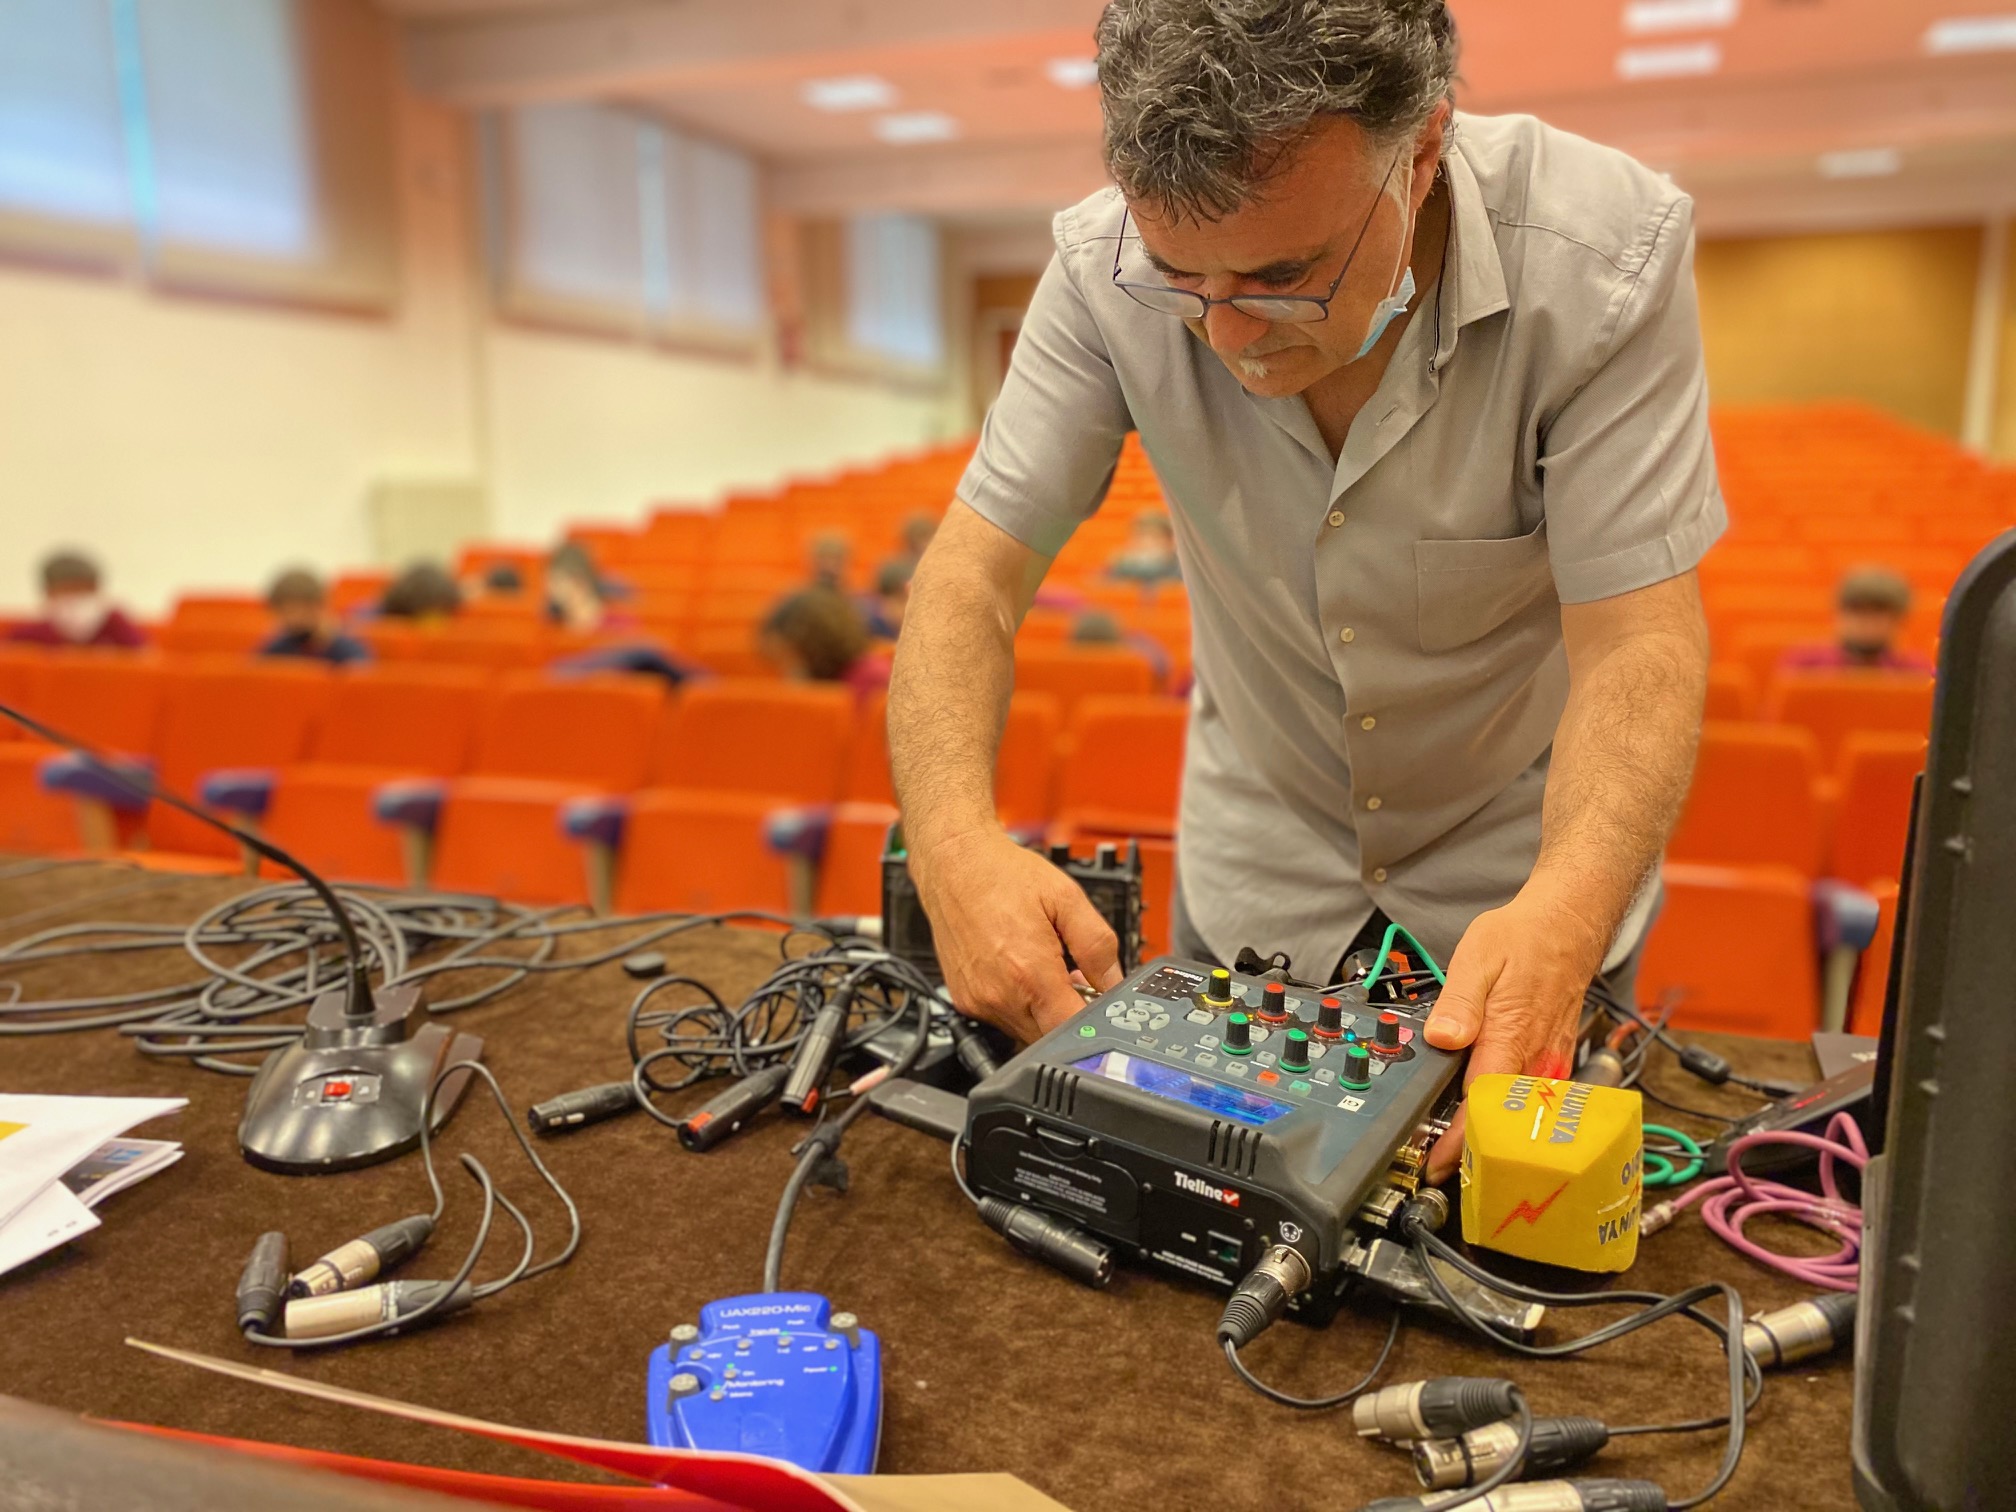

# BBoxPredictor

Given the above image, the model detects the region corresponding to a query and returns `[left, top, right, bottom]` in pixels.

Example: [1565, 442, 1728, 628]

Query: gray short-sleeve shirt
[957, 112, 1725, 974]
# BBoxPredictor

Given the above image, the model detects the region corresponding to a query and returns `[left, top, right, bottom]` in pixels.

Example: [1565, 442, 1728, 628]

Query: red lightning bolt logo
[1489, 1180, 1571, 1240]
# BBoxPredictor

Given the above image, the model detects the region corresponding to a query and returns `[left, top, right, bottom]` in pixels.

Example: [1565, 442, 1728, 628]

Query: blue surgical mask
[1352, 265, 1416, 361]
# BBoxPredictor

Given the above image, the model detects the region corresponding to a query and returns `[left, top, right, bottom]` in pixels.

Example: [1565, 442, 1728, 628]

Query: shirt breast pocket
[1413, 522, 1554, 654]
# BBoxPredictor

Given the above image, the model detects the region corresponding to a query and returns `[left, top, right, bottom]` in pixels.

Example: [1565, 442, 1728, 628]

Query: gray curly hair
[1096, 0, 1459, 222]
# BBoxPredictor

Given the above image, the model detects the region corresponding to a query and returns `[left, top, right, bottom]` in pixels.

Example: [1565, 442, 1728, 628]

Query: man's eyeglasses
[1110, 152, 1401, 325]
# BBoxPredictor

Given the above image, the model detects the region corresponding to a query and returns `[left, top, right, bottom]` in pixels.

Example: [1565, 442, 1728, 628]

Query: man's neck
[1302, 170, 1452, 463]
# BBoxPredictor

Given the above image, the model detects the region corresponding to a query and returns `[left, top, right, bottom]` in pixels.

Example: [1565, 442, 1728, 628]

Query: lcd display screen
[1070, 1051, 1294, 1126]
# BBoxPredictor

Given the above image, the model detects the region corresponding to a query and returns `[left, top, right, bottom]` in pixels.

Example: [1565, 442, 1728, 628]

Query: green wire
[1641, 1122, 1704, 1187]
[1360, 921, 1448, 990]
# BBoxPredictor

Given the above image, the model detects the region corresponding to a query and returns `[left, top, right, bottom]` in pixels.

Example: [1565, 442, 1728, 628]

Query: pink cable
[1642, 1111, 1866, 1291]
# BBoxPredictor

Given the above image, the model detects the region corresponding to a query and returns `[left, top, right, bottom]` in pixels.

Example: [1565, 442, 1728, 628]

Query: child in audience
[377, 562, 462, 622]
[7, 551, 146, 648]
[1781, 566, 1933, 673]
[807, 532, 853, 592]
[259, 568, 368, 665]
[546, 542, 620, 634]
[864, 560, 911, 640]
[760, 587, 888, 693]
[1107, 512, 1182, 586]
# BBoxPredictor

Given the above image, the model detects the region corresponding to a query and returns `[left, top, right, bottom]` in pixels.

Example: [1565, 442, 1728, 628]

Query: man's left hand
[1420, 884, 1608, 1183]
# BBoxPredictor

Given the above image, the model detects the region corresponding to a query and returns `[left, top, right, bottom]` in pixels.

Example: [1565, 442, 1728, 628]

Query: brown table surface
[0, 863, 1855, 1512]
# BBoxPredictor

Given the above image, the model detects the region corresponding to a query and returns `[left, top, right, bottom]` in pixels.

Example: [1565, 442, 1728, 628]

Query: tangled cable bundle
[0, 880, 829, 1077]
[1643, 1111, 1867, 1292]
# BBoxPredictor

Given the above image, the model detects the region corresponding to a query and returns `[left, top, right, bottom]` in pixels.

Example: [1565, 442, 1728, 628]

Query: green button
[1078, 1024, 1097, 1038]
[1290, 1079, 1312, 1095]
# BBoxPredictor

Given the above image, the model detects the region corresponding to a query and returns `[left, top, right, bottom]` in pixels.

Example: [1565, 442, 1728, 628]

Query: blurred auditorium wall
[0, 6, 953, 617]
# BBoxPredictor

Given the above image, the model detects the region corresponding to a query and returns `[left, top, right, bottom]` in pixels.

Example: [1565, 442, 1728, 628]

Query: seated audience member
[546, 542, 622, 635]
[1071, 607, 1170, 686]
[1781, 567, 1933, 673]
[884, 512, 936, 577]
[476, 562, 526, 598]
[1107, 512, 1182, 585]
[865, 561, 911, 640]
[259, 569, 368, 665]
[6, 550, 146, 648]
[808, 531, 853, 592]
[378, 562, 462, 622]
[760, 588, 889, 693]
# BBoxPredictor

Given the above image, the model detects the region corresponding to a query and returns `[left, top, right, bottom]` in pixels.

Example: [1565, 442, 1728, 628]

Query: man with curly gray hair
[890, 0, 1720, 1179]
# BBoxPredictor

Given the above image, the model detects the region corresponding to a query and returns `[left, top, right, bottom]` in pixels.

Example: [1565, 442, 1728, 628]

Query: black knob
[1258, 982, 1289, 1022]
[1049, 842, 1072, 865]
[1373, 1011, 1403, 1056]
[1315, 997, 1346, 1039]
[1279, 1028, 1310, 1072]
[1205, 968, 1235, 1006]
[1096, 842, 1117, 869]
[1223, 1012, 1252, 1055]
[1341, 1041, 1372, 1089]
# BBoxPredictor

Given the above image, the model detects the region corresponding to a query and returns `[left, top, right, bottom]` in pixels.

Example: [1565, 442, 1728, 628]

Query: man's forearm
[887, 506, 1040, 862]
[1532, 585, 1710, 963]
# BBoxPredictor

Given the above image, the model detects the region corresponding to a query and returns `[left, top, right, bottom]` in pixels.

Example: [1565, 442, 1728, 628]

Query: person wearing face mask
[889, 0, 1723, 1181]
[8, 551, 147, 649]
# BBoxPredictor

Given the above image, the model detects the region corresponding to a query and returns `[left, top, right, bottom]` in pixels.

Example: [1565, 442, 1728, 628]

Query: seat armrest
[372, 779, 448, 834]
[560, 795, 630, 848]
[1814, 879, 1881, 952]
[38, 752, 154, 814]
[764, 804, 834, 862]
[198, 768, 277, 821]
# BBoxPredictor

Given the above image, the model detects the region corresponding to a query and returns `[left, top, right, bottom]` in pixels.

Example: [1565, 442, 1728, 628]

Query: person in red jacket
[1780, 566, 1933, 674]
[6, 551, 146, 649]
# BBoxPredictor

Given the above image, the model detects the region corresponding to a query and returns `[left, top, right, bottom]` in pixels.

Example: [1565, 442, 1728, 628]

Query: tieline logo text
[1175, 1171, 1241, 1207]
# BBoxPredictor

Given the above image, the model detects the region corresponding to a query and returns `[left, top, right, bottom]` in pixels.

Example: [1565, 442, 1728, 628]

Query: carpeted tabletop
[0, 863, 1856, 1512]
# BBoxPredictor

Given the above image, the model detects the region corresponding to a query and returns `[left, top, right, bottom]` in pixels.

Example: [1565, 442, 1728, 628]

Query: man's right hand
[911, 828, 1125, 1044]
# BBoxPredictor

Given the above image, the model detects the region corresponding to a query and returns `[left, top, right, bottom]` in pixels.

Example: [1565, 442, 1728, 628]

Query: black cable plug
[1414, 1416, 1610, 1490]
[1351, 1377, 1523, 1443]
[677, 1064, 790, 1152]
[1678, 1044, 1734, 1085]
[236, 1231, 289, 1335]
[781, 988, 854, 1115]
[1359, 1480, 1668, 1512]
[528, 1081, 640, 1134]
[946, 1013, 1003, 1084]
[975, 1197, 1113, 1288]
[1217, 1245, 1313, 1347]
[287, 1215, 435, 1298]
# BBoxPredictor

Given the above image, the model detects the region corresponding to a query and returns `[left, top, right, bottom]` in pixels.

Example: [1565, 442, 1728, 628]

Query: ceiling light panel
[1616, 40, 1723, 79]
[802, 75, 898, 112]
[1818, 147, 1903, 178]
[1623, 0, 1738, 35]
[873, 111, 960, 145]
[1924, 15, 2016, 54]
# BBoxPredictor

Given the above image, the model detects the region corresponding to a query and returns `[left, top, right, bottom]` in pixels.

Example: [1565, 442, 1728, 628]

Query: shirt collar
[1433, 134, 1510, 369]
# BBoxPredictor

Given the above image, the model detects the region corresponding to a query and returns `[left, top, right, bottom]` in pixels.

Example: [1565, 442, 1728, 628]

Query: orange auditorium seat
[1666, 724, 1824, 875]
[155, 594, 271, 656]
[0, 653, 171, 853]
[1703, 665, 1754, 721]
[1765, 671, 1934, 772]
[255, 666, 492, 883]
[427, 675, 665, 903]
[809, 802, 901, 918]
[1829, 734, 1924, 886]
[1635, 863, 1820, 1038]
[1847, 879, 1900, 1037]
[605, 682, 855, 914]
[1015, 645, 1159, 714]
[840, 691, 1061, 828]
[1055, 695, 1187, 839]
[142, 661, 333, 858]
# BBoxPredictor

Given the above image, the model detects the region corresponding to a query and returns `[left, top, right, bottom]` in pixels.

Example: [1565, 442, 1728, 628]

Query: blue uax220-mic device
[645, 1292, 881, 1474]
[964, 956, 1466, 1322]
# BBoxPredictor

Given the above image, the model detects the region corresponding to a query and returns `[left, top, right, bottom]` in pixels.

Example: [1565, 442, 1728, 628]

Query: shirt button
[1338, 628, 1355, 644]
[1327, 510, 1345, 527]
[1372, 868, 1388, 884]
[1360, 715, 1377, 731]
[1366, 796, 1383, 812]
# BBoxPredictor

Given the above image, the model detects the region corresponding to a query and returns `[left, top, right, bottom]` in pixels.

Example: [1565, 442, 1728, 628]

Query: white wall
[0, 91, 955, 616]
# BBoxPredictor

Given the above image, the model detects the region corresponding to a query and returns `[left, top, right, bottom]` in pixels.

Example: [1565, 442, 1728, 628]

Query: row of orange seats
[0, 647, 1191, 951]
